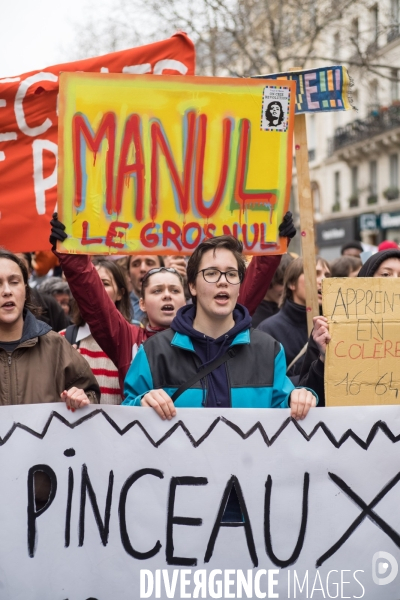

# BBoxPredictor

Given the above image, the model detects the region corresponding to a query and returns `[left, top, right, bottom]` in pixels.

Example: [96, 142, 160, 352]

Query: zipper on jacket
[189, 353, 208, 407]
[225, 362, 232, 408]
[202, 334, 208, 407]
[224, 334, 232, 409]
[7, 353, 13, 406]
[201, 372, 208, 407]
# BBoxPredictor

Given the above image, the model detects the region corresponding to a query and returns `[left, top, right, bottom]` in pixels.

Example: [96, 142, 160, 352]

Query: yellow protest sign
[57, 73, 295, 255]
[324, 278, 400, 406]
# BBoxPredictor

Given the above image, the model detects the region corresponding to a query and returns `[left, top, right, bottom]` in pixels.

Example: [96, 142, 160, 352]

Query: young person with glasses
[123, 235, 317, 419]
[50, 213, 296, 400]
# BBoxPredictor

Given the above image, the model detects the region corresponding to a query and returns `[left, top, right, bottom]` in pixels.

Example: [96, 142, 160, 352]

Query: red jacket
[55, 252, 281, 393]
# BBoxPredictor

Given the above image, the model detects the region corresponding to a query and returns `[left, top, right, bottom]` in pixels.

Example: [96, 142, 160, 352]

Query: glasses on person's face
[141, 267, 180, 286]
[197, 268, 241, 284]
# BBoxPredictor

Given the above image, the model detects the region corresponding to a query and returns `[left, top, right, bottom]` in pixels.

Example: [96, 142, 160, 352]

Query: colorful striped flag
[254, 66, 355, 114]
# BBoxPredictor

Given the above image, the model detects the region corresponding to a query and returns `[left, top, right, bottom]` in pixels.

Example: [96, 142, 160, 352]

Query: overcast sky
[0, 0, 95, 77]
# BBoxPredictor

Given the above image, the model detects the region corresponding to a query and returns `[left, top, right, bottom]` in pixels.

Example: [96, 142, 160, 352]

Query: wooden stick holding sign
[292, 88, 319, 333]
[253, 65, 355, 334]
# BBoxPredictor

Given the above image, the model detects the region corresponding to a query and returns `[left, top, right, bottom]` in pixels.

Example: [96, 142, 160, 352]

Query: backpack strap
[170, 347, 238, 403]
[286, 342, 308, 373]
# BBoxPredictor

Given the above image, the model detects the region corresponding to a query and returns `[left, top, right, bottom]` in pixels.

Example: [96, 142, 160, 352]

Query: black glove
[50, 212, 68, 250]
[278, 211, 296, 239]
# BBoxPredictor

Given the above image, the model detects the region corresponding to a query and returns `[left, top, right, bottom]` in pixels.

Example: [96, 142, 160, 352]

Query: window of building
[390, 154, 398, 186]
[295, 5, 303, 40]
[370, 4, 379, 43]
[392, 0, 399, 27]
[368, 80, 379, 115]
[311, 181, 320, 214]
[368, 160, 378, 204]
[386, 154, 400, 200]
[333, 32, 340, 59]
[371, 80, 378, 103]
[350, 166, 358, 207]
[333, 171, 341, 211]
[393, 0, 399, 21]
[391, 69, 399, 102]
[389, 0, 400, 42]
[352, 18, 359, 40]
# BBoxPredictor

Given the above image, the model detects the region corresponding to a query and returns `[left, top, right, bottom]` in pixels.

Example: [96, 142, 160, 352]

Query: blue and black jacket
[123, 304, 299, 408]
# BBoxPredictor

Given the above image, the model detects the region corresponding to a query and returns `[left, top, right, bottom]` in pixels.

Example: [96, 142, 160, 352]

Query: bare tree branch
[70, 0, 400, 81]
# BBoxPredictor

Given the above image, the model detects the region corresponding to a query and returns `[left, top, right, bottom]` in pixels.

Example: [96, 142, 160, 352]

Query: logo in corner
[372, 551, 398, 586]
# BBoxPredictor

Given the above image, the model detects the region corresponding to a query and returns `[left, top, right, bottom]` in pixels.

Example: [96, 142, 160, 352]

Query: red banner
[0, 33, 195, 252]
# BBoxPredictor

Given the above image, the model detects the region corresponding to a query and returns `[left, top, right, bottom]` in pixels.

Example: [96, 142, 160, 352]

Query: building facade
[292, 0, 400, 259]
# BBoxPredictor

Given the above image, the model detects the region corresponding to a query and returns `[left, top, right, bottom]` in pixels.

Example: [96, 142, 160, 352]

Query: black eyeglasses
[197, 268, 242, 284]
[141, 267, 180, 286]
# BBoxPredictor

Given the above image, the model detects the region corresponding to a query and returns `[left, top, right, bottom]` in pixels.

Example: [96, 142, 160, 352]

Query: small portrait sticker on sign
[261, 85, 291, 132]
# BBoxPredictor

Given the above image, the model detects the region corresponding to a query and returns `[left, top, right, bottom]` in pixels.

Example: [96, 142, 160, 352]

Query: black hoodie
[170, 303, 252, 407]
[357, 249, 400, 277]
[257, 300, 308, 384]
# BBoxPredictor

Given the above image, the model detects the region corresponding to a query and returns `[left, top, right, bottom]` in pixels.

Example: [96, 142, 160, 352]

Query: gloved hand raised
[278, 211, 296, 239]
[49, 212, 67, 250]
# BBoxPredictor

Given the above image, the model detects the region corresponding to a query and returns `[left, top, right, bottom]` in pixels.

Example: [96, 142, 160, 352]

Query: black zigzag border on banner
[0, 410, 399, 450]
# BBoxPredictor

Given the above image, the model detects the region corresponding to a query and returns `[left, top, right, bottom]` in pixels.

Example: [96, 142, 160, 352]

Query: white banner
[1, 403, 400, 599]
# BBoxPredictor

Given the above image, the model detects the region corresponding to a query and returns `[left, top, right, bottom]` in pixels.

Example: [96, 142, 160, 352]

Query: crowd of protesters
[1, 212, 400, 421]
[2, 212, 400, 512]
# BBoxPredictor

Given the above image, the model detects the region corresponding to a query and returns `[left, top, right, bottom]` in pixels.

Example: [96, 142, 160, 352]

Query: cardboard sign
[254, 66, 354, 114]
[57, 75, 295, 255]
[0, 33, 195, 252]
[2, 403, 400, 598]
[324, 278, 400, 406]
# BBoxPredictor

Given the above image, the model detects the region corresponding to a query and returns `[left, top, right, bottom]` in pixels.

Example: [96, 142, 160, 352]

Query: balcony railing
[383, 187, 400, 200]
[329, 104, 400, 154]
[348, 195, 359, 208]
